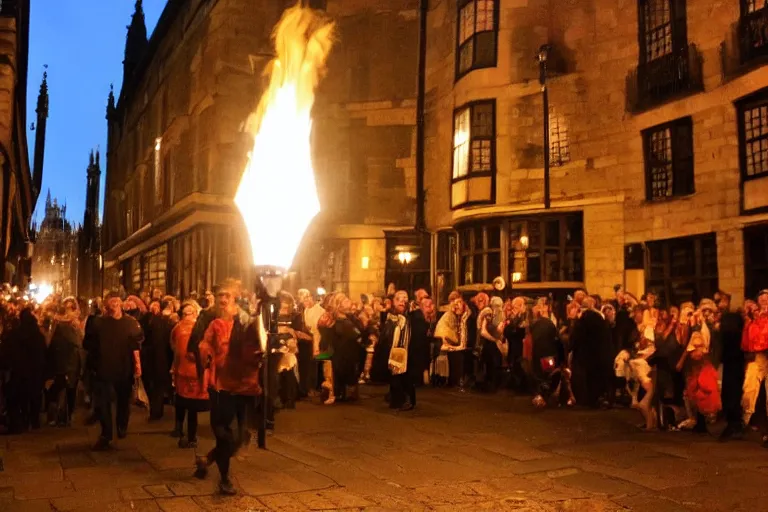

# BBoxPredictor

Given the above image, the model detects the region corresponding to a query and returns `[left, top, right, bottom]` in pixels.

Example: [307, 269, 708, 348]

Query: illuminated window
[456, 0, 498, 78]
[451, 100, 495, 209]
[549, 108, 570, 166]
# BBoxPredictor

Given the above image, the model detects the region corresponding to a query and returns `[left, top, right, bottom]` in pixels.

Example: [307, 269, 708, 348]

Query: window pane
[544, 249, 561, 281]
[700, 238, 718, 277]
[476, 0, 495, 31]
[527, 252, 541, 282]
[459, 40, 473, 74]
[487, 224, 501, 249]
[487, 251, 501, 281]
[564, 249, 583, 281]
[565, 215, 583, 247]
[474, 31, 497, 68]
[461, 229, 472, 251]
[461, 255, 471, 284]
[473, 226, 483, 249]
[471, 103, 494, 137]
[473, 254, 484, 283]
[459, 3, 475, 44]
[528, 220, 541, 248]
[453, 108, 470, 179]
[471, 140, 492, 171]
[545, 220, 560, 247]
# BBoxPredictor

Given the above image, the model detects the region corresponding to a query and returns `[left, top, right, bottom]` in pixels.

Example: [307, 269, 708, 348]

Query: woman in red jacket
[685, 333, 721, 422]
[170, 301, 208, 448]
[741, 292, 768, 437]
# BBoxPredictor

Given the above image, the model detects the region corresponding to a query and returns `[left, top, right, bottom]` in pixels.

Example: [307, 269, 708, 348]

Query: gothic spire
[122, 0, 148, 92]
[89, 149, 94, 167]
[33, 66, 49, 199]
[95, 149, 100, 169]
[106, 83, 116, 119]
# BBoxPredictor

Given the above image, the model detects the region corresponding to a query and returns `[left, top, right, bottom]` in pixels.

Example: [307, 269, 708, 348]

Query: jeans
[95, 379, 133, 442]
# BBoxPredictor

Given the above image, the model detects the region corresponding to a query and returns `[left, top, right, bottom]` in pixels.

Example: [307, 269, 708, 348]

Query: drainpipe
[415, 0, 428, 230]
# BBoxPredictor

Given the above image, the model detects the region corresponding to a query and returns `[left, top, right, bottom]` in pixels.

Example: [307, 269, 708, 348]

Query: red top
[171, 317, 208, 400]
[199, 318, 263, 396]
[686, 362, 721, 415]
[742, 314, 768, 353]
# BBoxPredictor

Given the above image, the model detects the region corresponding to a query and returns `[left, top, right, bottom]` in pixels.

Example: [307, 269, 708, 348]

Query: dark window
[645, 233, 718, 307]
[642, 117, 694, 201]
[459, 223, 502, 285]
[508, 213, 584, 283]
[737, 89, 768, 180]
[452, 100, 495, 208]
[456, 0, 498, 78]
[745, 224, 768, 300]
[638, 0, 687, 65]
[630, 0, 700, 112]
[739, 0, 768, 63]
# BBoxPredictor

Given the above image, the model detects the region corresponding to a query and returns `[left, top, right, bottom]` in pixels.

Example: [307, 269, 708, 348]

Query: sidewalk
[1, 387, 767, 511]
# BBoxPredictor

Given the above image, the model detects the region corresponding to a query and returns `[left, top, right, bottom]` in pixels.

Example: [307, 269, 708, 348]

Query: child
[678, 332, 721, 431]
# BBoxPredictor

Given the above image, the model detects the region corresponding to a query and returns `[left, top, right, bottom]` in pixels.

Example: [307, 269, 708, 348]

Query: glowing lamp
[316, 287, 327, 297]
[519, 235, 529, 249]
[233, 4, 334, 450]
[398, 251, 413, 265]
[512, 272, 523, 283]
[361, 256, 370, 269]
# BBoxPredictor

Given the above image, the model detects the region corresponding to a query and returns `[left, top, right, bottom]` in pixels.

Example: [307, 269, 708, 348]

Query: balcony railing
[740, 6, 768, 63]
[626, 44, 704, 113]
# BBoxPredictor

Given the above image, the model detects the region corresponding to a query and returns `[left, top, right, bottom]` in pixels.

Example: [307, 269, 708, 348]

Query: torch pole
[255, 266, 283, 450]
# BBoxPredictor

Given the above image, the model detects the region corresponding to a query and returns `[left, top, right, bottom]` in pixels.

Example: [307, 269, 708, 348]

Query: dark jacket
[47, 320, 83, 385]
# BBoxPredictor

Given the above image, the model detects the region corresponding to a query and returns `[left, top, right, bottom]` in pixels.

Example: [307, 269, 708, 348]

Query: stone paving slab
[3, 387, 768, 510]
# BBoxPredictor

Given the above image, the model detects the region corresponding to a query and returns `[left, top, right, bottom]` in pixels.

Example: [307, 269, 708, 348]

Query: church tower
[33, 69, 48, 198]
[121, 0, 148, 97]
[78, 150, 102, 297]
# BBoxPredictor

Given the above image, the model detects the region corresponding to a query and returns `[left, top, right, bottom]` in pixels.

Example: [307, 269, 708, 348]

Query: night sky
[27, 0, 165, 224]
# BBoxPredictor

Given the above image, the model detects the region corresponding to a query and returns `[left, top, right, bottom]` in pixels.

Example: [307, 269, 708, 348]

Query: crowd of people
[0, 280, 767, 495]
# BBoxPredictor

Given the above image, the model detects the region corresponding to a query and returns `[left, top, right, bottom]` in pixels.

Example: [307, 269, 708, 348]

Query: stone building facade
[104, 0, 768, 306]
[102, 0, 420, 300]
[0, 0, 39, 285]
[423, 0, 768, 307]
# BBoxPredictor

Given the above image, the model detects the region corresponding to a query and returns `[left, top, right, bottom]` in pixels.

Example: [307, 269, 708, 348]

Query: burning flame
[235, 4, 334, 269]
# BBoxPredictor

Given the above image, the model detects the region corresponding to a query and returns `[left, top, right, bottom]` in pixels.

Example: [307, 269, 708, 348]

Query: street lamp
[233, 4, 334, 449]
[537, 44, 552, 209]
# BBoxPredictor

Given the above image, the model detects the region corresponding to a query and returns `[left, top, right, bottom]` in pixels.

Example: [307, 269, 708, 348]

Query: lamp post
[537, 44, 551, 210]
[234, 5, 334, 450]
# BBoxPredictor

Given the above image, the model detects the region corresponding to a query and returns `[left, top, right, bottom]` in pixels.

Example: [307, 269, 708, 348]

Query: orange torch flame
[235, 4, 334, 269]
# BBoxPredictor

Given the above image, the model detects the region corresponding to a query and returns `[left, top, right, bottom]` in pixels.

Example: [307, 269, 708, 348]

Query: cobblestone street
[1, 387, 768, 511]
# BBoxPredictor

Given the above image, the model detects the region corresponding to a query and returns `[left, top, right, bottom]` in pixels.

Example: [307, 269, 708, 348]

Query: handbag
[132, 377, 149, 408]
[389, 347, 408, 375]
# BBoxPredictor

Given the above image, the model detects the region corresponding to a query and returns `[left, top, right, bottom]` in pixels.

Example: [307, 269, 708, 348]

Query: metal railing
[626, 43, 704, 113]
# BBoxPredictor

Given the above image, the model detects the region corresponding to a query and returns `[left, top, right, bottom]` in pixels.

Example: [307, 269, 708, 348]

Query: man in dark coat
[142, 299, 175, 420]
[84, 293, 144, 450]
[530, 302, 562, 407]
[716, 292, 745, 441]
[570, 297, 613, 408]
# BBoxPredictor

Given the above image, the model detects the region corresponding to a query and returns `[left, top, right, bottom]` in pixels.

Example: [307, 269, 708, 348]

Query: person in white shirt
[296, 289, 325, 397]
